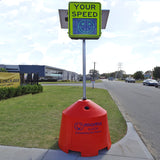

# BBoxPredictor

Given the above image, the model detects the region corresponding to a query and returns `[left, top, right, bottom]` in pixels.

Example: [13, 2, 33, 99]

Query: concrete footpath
[0, 122, 154, 160]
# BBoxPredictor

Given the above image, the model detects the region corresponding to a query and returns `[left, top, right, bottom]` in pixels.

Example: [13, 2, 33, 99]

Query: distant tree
[100, 70, 127, 79]
[153, 66, 160, 80]
[89, 69, 99, 80]
[0, 68, 7, 72]
[78, 74, 83, 81]
[133, 71, 144, 80]
[115, 70, 126, 79]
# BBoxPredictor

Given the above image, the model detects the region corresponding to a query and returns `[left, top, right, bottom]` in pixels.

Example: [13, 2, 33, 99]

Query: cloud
[148, 36, 160, 45]
[28, 50, 44, 64]
[17, 52, 31, 64]
[0, 42, 5, 45]
[1, 0, 31, 6]
[87, 42, 133, 73]
[136, 1, 160, 23]
[152, 49, 160, 55]
[140, 26, 160, 36]
[102, 31, 130, 38]
[30, 43, 47, 54]
[41, 46, 82, 72]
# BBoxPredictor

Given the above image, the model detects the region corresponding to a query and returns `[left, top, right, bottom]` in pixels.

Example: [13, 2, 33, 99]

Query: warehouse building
[0, 64, 79, 81]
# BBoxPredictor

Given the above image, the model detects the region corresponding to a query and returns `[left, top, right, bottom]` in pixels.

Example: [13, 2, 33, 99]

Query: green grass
[0, 86, 127, 149]
[135, 80, 143, 83]
[39, 79, 102, 84]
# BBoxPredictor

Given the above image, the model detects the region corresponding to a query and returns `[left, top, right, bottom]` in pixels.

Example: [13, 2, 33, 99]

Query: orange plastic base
[58, 99, 111, 157]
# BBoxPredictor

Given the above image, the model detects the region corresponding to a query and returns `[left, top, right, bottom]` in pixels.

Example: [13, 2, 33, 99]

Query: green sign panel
[69, 2, 101, 39]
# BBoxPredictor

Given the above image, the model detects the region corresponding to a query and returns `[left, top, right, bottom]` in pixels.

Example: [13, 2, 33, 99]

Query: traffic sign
[69, 2, 101, 39]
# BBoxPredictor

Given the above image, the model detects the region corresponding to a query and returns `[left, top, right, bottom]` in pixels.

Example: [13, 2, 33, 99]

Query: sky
[0, 0, 160, 74]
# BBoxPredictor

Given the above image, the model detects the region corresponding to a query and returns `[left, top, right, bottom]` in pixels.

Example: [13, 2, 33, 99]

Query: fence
[20, 73, 39, 85]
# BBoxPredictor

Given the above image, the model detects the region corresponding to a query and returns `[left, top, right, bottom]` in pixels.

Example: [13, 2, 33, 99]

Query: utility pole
[116, 62, 123, 79]
[92, 62, 96, 88]
[93, 62, 96, 80]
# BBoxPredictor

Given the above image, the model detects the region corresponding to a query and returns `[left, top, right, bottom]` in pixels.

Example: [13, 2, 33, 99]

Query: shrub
[7, 87, 16, 98]
[38, 84, 43, 92]
[0, 88, 8, 100]
[0, 84, 43, 100]
[25, 85, 32, 94]
[31, 85, 38, 94]
[15, 86, 22, 96]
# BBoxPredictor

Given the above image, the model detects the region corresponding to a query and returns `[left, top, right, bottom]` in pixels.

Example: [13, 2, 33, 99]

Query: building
[0, 64, 79, 81]
[144, 70, 152, 79]
[0, 64, 20, 72]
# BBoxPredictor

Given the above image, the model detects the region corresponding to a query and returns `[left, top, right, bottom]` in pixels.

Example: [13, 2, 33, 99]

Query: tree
[0, 68, 7, 72]
[100, 70, 128, 79]
[153, 66, 160, 80]
[89, 69, 99, 80]
[133, 71, 144, 80]
[115, 70, 125, 79]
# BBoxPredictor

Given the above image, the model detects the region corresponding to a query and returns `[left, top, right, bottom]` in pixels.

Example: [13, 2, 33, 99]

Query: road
[94, 80, 160, 160]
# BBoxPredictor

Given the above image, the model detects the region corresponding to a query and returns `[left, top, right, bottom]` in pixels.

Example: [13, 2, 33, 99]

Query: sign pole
[82, 39, 86, 100]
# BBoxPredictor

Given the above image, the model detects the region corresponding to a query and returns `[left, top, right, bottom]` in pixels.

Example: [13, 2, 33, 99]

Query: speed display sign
[69, 2, 101, 39]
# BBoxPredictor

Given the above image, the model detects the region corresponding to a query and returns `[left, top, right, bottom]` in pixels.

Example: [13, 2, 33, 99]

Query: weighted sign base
[58, 99, 111, 157]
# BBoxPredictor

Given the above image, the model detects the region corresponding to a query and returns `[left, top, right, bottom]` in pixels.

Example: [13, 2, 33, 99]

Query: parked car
[155, 81, 160, 88]
[125, 77, 135, 83]
[108, 77, 114, 81]
[143, 79, 158, 86]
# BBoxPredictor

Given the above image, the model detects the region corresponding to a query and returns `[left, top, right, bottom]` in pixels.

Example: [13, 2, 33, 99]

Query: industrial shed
[0, 64, 78, 81]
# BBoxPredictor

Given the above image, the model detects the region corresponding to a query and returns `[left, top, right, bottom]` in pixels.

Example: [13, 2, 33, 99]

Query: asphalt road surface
[94, 80, 160, 160]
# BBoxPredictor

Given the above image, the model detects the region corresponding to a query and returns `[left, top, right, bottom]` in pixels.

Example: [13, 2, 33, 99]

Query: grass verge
[39, 79, 102, 84]
[0, 86, 127, 149]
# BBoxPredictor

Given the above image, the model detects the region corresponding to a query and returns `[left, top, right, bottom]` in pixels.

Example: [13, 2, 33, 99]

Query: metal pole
[82, 39, 86, 100]
[92, 62, 96, 88]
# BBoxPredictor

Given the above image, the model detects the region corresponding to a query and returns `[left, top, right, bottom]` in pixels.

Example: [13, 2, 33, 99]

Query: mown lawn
[0, 86, 127, 149]
[39, 79, 102, 84]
